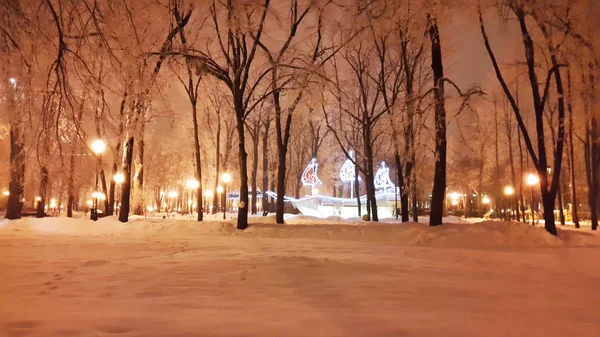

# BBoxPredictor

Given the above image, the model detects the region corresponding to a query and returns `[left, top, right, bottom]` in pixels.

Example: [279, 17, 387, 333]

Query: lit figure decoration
[339, 151, 360, 198]
[301, 158, 322, 195]
[374, 161, 395, 191]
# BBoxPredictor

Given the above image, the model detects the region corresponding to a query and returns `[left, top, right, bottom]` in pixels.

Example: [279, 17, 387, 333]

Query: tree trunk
[355, 160, 361, 217]
[36, 141, 50, 218]
[269, 175, 276, 213]
[100, 166, 109, 212]
[5, 125, 25, 220]
[262, 120, 270, 215]
[506, 105, 518, 221]
[133, 130, 145, 215]
[363, 127, 378, 221]
[585, 120, 599, 230]
[192, 104, 203, 221]
[567, 70, 580, 228]
[557, 181, 565, 225]
[235, 111, 249, 230]
[108, 162, 117, 216]
[251, 125, 259, 215]
[518, 124, 526, 222]
[395, 152, 409, 222]
[67, 143, 76, 218]
[275, 142, 287, 224]
[542, 191, 556, 231]
[411, 168, 418, 222]
[428, 13, 446, 227]
[36, 165, 48, 218]
[119, 137, 134, 222]
[494, 99, 501, 216]
[213, 114, 221, 214]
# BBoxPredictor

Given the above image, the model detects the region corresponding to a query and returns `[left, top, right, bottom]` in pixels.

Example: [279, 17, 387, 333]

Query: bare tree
[479, 1, 568, 235]
[172, 0, 204, 221]
[427, 10, 446, 226]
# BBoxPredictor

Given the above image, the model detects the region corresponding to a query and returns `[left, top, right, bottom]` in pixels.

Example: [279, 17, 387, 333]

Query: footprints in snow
[4, 320, 44, 337]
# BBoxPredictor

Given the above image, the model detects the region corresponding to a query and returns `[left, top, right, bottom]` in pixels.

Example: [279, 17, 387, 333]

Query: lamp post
[482, 195, 491, 217]
[221, 173, 231, 219]
[204, 189, 213, 215]
[90, 139, 106, 221]
[216, 186, 223, 216]
[526, 173, 539, 226]
[113, 173, 124, 215]
[168, 191, 178, 217]
[504, 186, 515, 220]
[186, 179, 200, 216]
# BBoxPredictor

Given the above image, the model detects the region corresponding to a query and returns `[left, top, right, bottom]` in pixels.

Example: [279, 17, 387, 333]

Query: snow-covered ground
[1, 216, 599, 337]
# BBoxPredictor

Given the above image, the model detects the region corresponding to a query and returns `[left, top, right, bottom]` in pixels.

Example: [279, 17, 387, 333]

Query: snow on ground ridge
[1, 215, 598, 249]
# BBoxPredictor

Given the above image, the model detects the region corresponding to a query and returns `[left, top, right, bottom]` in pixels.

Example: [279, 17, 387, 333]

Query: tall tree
[479, 1, 568, 235]
[172, 0, 203, 221]
[427, 10, 446, 226]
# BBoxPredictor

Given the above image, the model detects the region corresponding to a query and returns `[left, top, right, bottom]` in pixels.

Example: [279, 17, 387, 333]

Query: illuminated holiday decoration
[374, 161, 395, 191]
[339, 151, 357, 182]
[339, 151, 361, 199]
[301, 158, 322, 195]
[267, 158, 400, 219]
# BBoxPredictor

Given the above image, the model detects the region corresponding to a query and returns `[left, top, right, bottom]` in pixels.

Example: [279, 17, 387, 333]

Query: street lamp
[504, 186, 515, 220]
[526, 173, 539, 226]
[221, 173, 231, 220]
[90, 139, 106, 221]
[217, 185, 224, 219]
[204, 189, 212, 214]
[186, 179, 200, 215]
[168, 191, 178, 213]
[482, 196, 491, 205]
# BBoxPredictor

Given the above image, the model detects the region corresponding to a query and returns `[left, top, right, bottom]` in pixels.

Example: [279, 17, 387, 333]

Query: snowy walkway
[0, 217, 599, 337]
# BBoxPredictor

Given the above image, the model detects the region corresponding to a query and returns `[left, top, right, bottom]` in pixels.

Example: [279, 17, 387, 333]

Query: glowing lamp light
[147, 206, 154, 212]
[36, 196, 42, 201]
[168, 191, 178, 198]
[186, 179, 200, 189]
[90, 139, 106, 155]
[49, 198, 57, 208]
[2, 191, 9, 196]
[221, 173, 232, 184]
[526, 173, 539, 186]
[86, 200, 93, 206]
[113, 173, 125, 184]
[9, 78, 17, 85]
[187, 200, 193, 205]
[217, 186, 224, 194]
[451, 199, 459, 206]
[204, 189, 213, 198]
[504, 186, 515, 196]
[482, 196, 491, 205]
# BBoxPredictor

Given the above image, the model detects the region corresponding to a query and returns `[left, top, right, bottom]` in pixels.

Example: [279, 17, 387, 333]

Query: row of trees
[1, 0, 598, 234]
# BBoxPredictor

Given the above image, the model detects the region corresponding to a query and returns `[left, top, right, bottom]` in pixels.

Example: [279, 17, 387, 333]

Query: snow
[1, 216, 599, 337]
